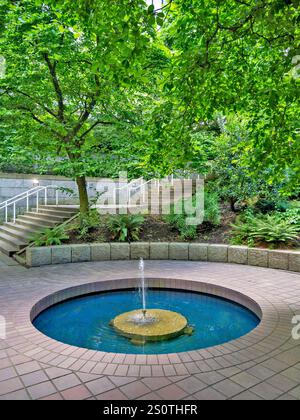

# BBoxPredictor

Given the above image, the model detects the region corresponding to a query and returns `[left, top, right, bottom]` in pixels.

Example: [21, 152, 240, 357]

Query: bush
[31, 226, 69, 246]
[254, 197, 290, 214]
[75, 210, 100, 240]
[254, 198, 276, 214]
[203, 191, 221, 225]
[107, 215, 144, 242]
[231, 211, 299, 247]
[165, 191, 220, 239]
[250, 215, 299, 244]
[165, 213, 198, 240]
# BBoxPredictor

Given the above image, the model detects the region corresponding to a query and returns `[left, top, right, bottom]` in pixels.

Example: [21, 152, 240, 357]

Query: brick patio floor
[0, 257, 299, 400]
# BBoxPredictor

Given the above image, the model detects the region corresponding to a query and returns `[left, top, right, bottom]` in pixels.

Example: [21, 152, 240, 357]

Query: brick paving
[0, 258, 299, 400]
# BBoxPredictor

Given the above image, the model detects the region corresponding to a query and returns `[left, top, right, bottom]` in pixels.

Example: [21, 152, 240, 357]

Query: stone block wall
[25, 243, 300, 273]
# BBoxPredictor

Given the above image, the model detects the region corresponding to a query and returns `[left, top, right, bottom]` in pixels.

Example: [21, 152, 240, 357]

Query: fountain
[111, 258, 193, 345]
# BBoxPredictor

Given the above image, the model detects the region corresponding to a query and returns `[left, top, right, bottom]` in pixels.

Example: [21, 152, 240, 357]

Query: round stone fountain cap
[112, 309, 188, 343]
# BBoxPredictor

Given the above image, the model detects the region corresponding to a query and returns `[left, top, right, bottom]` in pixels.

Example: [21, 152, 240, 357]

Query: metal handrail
[0, 185, 59, 224]
[130, 179, 157, 204]
[0, 186, 41, 208]
[114, 176, 144, 191]
[113, 177, 175, 206]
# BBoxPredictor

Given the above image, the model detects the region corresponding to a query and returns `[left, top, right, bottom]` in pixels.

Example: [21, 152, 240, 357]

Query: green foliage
[231, 211, 300, 247]
[254, 198, 277, 214]
[155, 0, 300, 192]
[165, 213, 198, 240]
[0, 0, 299, 216]
[290, 201, 300, 209]
[278, 208, 300, 227]
[165, 191, 220, 239]
[75, 210, 100, 240]
[203, 192, 221, 226]
[30, 226, 69, 247]
[207, 115, 291, 210]
[107, 214, 144, 242]
[0, 0, 158, 211]
[250, 216, 299, 245]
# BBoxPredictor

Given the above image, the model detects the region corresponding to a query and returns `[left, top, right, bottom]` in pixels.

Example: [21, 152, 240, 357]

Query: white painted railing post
[55, 189, 58, 206]
[36, 191, 39, 213]
[0, 185, 59, 225]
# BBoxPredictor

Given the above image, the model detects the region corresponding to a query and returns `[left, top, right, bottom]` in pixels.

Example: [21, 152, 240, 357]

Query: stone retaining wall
[25, 242, 300, 273]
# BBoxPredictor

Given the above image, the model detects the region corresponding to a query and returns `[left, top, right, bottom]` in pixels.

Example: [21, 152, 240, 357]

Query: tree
[211, 115, 266, 211]
[0, 0, 155, 213]
[148, 0, 300, 192]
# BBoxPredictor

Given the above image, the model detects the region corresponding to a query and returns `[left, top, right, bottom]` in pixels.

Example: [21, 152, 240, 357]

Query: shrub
[165, 213, 198, 240]
[250, 215, 299, 244]
[254, 197, 290, 214]
[290, 200, 300, 209]
[254, 198, 276, 214]
[278, 208, 300, 227]
[75, 210, 100, 240]
[231, 212, 299, 247]
[165, 191, 220, 239]
[31, 226, 69, 246]
[107, 215, 144, 242]
[203, 191, 221, 225]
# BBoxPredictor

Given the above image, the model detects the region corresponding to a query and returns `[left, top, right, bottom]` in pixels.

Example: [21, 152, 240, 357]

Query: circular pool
[33, 288, 260, 354]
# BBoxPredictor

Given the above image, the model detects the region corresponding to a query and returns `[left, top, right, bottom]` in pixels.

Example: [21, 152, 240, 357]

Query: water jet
[111, 258, 193, 344]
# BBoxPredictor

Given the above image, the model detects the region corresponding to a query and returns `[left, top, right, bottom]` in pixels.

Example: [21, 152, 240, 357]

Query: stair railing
[0, 185, 59, 224]
[112, 176, 178, 207]
[128, 179, 159, 205]
[113, 177, 144, 206]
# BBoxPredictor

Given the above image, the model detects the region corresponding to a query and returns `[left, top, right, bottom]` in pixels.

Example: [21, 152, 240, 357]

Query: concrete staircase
[0, 206, 78, 256]
[98, 179, 195, 214]
[0, 177, 196, 257]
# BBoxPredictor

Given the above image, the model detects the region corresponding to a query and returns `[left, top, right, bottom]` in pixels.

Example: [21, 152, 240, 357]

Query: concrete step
[0, 224, 39, 241]
[0, 206, 77, 258]
[0, 231, 26, 250]
[37, 208, 78, 218]
[16, 215, 57, 228]
[5, 222, 45, 235]
[39, 205, 79, 212]
[0, 240, 18, 257]
[26, 212, 68, 223]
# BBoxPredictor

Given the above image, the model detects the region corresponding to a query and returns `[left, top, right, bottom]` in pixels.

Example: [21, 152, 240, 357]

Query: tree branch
[79, 120, 114, 140]
[16, 105, 64, 139]
[43, 53, 65, 122]
[12, 89, 58, 119]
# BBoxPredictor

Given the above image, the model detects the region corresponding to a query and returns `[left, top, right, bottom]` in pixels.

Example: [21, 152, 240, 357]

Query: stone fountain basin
[112, 309, 188, 344]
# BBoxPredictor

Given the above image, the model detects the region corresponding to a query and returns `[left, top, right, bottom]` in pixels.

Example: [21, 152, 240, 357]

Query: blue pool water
[33, 289, 260, 354]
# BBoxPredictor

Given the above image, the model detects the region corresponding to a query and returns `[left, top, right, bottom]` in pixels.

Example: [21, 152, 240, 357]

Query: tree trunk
[76, 176, 89, 214]
[229, 197, 237, 212]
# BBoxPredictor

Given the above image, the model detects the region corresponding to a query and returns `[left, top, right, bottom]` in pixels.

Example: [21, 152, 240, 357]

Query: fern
[30, 226, 69, 247]
[107, 215, 144, 242]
